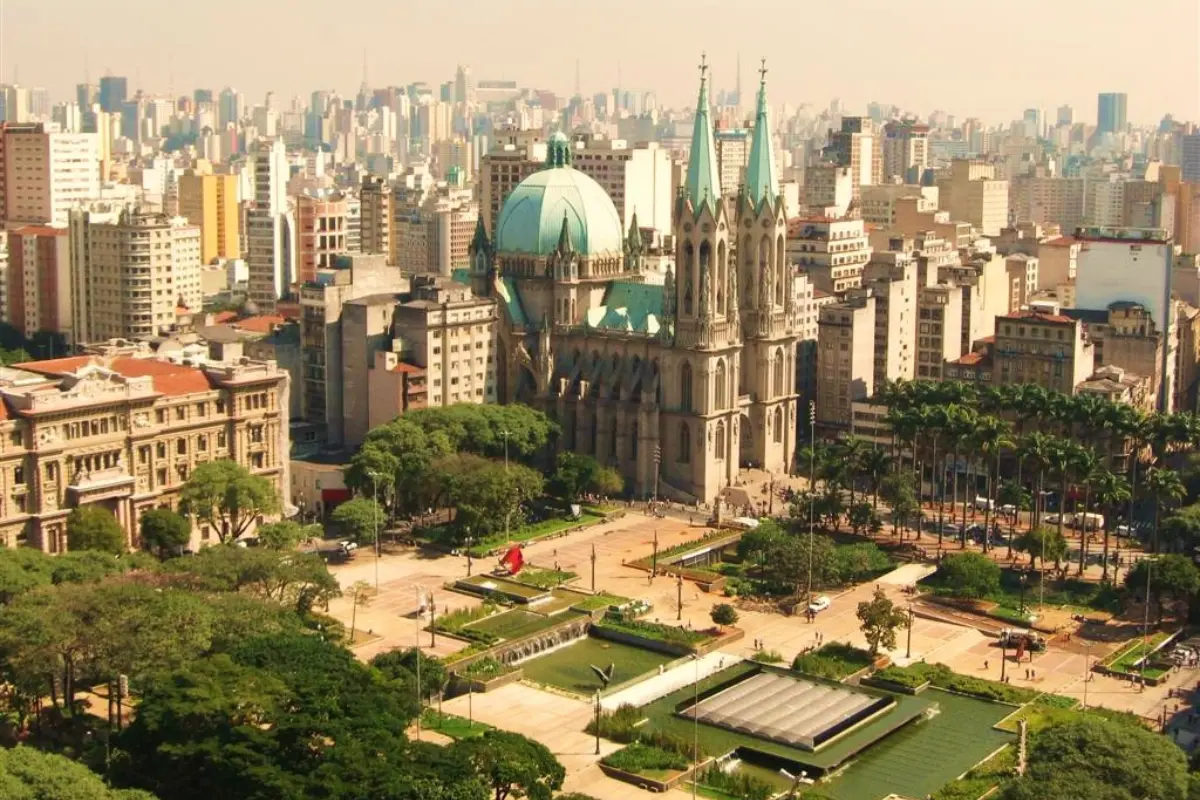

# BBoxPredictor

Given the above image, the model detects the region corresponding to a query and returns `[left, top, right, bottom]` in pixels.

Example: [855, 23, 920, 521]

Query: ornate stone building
[0, 347, 290, 551]
[471, 61, 800, 503]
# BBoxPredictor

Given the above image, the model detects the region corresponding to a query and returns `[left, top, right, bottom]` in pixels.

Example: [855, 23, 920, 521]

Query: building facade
[177, 170, 241, 264]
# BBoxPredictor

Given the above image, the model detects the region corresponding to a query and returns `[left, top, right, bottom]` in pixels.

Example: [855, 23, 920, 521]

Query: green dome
[495, 161, 624, 257]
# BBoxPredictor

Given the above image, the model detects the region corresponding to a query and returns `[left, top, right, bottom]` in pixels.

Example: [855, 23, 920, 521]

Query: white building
[571, 136, 673, 239]
[246, 138, 294, 307]
[1, 127, 100, 226]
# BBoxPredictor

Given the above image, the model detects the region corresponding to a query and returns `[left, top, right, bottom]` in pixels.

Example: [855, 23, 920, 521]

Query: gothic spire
[470, 214, 490, 255]
[556, 211, 574, 254]
[745, 58, 779, 211]
[626, 210, 642, 253]
[684, 53, 721, 215]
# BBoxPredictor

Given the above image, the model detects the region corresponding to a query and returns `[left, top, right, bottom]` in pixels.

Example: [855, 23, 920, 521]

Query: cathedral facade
[470, 60, 800, 504]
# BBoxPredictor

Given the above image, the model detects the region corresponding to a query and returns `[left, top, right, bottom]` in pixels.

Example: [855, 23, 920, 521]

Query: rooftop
[16, 356, 213, 397]
[1000, 310, 1076, 325]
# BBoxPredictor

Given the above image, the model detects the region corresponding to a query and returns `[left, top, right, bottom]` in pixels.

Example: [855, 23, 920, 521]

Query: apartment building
[862, 256, 917, 385]
[802, 165, 852, 218]
[786, 216, 872, 295]
[823, 117, 881, 201]
[916, 283, 964, 380]
[295, 190, 348, 285]
[992, 306, 1095, 394]
[570, 134, 673, 237]
[69, 207, 202, 344]
[938, 159, 1009, 236]
[816, 293, 876, 429]
[881, 120, 930, 183]
[860, 183, 938, 227]
[5, 225, 70, 340]
[393, 182, 478, 276]
[359, 174, 391, 258]
[177, 169, 241, 264]
[0, 123, 100, 225]
[0, 348, 289, 551]
[1010, 176, 1086, 234]
[1005, 254, 1039, 311]
[479, 133, 546, 232]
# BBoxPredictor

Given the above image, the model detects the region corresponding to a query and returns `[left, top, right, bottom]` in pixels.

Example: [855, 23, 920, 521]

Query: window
[157, 468, 167, 486]
[714, 359, 727, 410]
[217, 431, 226, 448]
[251, 453, 265, 469]
[216, 399, 226, 413]
[715, 421, 726, 460]
[13, 467, 24, 485]
[156, 409, 166, 424]
[138, 446, 150, 464]
[196, 403, 207, 416]
[198, 436, 207, 452]
[250, 427, 264, 443]
[177, 439, 187, 455]
[175, 407, 186, 421]
[681, 362, 694, 412]
[773, 407, 783, 444]
[156, 442, 166, 459]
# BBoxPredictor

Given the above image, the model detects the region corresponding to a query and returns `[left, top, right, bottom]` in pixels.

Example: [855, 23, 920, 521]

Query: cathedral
[469, 58, 801, 504]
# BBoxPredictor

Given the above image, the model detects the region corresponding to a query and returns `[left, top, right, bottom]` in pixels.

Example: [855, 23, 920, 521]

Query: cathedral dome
[494, 133, 624, 257]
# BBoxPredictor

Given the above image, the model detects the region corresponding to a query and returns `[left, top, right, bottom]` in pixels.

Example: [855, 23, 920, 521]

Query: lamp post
[369, 471, 381, 591]
[465, 528, 473, 576]
[501, 429, 511, 542]
[1140, 556, 1153, 692]
[690, 653, 700, 800]
[806, 401, 816, 603]
[651, 530, 659, 578]
[653, 445, 662, 506]
[1018, 570, 1029, 614]
[415, 586, 424, 741]
[677, 571, 684, 621]
[591, 544, 597, 592]
[1082, 641, 1094, 709]
[594, 690, 602, 755]
[906, 604, 914, 659]
[1000, 635, 1008, 682]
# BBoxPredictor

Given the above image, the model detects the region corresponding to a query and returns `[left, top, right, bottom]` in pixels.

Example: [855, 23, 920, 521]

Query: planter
[450, 668, 524, 694]
[598, 757, 714, 793]
[861, 676, 931, 695]
[590, 625, 697, 657]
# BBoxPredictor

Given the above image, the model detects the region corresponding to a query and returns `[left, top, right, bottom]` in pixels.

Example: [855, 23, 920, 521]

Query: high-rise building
[1057, 105, 1074, 127]
[98, 76, 128, 114]
[816, 294, 877, 429]
[938, 159, 1009, 236]
[785, 217, 872, 295]
[1096, 92, 1128, 135]
[0, 124, 100, 226]
[1181, 133, 1200, 183]
[823, 117, 880, 201]
[993, 306, 1095, 394]
[359, 175, 392, 258]
[246, 139, 293, 308]
[69, 207, 203, 343]
[570, 134, 673, 238]
[177, 170, 241, 264]
[295, 190, 348, 285]
[881, 120, 930, 183]
[4, 226, 70, 340]
[479, 131, 545, 232]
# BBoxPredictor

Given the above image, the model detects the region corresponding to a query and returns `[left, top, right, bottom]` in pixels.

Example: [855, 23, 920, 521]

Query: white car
[337, 540, 359, 552]
[808, 595, 831, 614]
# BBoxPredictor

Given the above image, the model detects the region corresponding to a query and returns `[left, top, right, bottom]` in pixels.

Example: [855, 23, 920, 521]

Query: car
[1115, 524, 1133, 537]
[940, 522, 961, 534]
[999, 504, 1018, 516]
[808, 595, 831, 614]
[1044, 513, 1068, 525]
[972, 497, 995, 511]
[338, 540, 359, 552]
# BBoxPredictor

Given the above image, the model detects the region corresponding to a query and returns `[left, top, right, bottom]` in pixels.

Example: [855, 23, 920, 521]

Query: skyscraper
[98, 76, 128, 114]
[246, 138, 293, 308]
[1096, 92, 1128, 135]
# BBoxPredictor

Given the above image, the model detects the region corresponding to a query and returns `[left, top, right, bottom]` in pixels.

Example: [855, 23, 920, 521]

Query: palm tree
[944, 406, 977, 545]
[1090, 469, 1131, 582]
[974, 416, 1014, 555]
[838, 436, 870, 507]
[1072, 447, 1101, 575]
[1017, 432, 1056, 533]
[1145, 467, 1186, 553]
[1046, 439, 1083, 564]
[860, 448, 891, 510]
[998, 480, 1032, 560]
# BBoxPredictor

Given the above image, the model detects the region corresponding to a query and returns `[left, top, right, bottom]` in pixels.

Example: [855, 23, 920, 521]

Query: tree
[880, 472, 919, 538]
[761, 533, 836, 594]
[848, 502, 874, 536]
[1016, 526, 1068, 570]
[1146, 467, 1186, 552]
[167, 546, 340, 615]
[589, 465, 624, 498]
[255, 520, 321, 550]
[0, 745, 157, 799]
[1002, 716, 1187, 800]
[139, 507, 191, 558]
[938, 552, 1002, 599]
[856, 586, 909, 656]
[66, 505, 126, 554]
[444, 457, 545, 539]
[549, 452, 598, 502]
[1124, 554, 1200, 622]
[451, 729, 565, 800]
[179, 460, 280, 544]
[330, 497, 384, 545]
[371, 647, 448, 702]
[1091, 469, 1131, 582]
[710, 603, 738, 629]
[347, 581, 373, 642]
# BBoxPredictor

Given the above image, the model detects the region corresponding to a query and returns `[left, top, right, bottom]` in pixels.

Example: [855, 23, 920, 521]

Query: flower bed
[515, 567, 578, 590]
[592, 618, 713, 654]
[456, 656, 515, 682]
[433, 603, 503, 645]
[569, 592, 633, 613]
[1097, 631, 1174, 682]
[791, 643, 873, 681]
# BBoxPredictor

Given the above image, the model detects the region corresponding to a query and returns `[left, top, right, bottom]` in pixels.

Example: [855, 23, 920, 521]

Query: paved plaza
[322, 507, 1192, 796]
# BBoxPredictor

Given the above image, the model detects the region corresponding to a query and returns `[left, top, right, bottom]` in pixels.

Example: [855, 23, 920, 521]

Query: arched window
[775, 234, 786, 306]
[631, 421, 639, 461]
[714, 359, 727, 411]
[683, 242, 694, 315]
[678, 422, 691, 464]
[773, 406, 784, 444]
[681, 361, 693, 412]
[715, 421, 726, 460]
[773, 349, 785, 397]
[742, 235, 754, 304]
[716, 241, 727, 315]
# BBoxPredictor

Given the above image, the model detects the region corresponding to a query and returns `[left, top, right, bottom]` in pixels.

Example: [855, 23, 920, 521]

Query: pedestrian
[984, 660, 990, 670]
[1025, 669, 1030, 679]
[1032, 669, 1036, 679]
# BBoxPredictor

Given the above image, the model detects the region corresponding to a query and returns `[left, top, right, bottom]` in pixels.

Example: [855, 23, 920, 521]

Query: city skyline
[4, 0, 1198, 124]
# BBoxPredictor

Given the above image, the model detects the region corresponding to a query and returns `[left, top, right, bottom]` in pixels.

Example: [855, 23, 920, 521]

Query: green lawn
[466, 512, 604, 556]
[922, 567, 1120, 614]
[420, 709, 492, 740]
[568, 591, 632, 612]
[1102, 632, 1172, 679]
[519, 636, 675, 695]
[792, 643, 873, 681]
[465, 609, 587, 641]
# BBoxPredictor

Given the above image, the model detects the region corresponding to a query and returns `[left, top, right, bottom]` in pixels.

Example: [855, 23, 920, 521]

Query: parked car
[1073, 512, 1104, 531]
[808, 595, 831, 614]
[1044, 513, 1071, 525]
[999, 504, 1018, 517]
[972, 497, 995, 511]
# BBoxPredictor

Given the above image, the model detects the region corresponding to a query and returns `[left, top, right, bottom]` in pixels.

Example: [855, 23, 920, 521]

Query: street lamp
[806, 401, 816, 603]
[591, 544, 597, 592]
[906, 603, 914, 659]
[465, 528, 473, 576]
[368, 471, 381, 591]
[1082, 641, 1094, 709]
[690, 653, 700, 800]
[677, 572, 684, 621]
[500, 429, 511, 541]
[1140, 556, 1154, 692]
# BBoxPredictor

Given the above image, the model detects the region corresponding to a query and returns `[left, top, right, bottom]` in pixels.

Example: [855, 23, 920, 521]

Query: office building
[881, 120, 930, 183]
[479, 132, 546, 232]
[938, 159, 1009, 236]
[803, 165, 852, 218]
[824, 117, 881, 200]
[0, 348, 289, 551]
[916, 283, 964, 380]
[69, 207, 202, 343]
[786, 216, 872, 295]
[245, 139, 293, 308]
[98, 76, 128, 114]
[1181, 133, 1200, 183]
[1096, 92, 1128, 136]
[177, 170, 241, 264]
[571, 135, 674, 238]
[816, 294, 877, 429]
[295, 190, 348, 285]
[993, 305, 1095, 394]
[360, 175, 392, 258]
[860, 184, 938, 227]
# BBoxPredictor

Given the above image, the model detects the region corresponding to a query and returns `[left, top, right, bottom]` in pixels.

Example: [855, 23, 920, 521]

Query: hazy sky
[5, 0, 1198, 125]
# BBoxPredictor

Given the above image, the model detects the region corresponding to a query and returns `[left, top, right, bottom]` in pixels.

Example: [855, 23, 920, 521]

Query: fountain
[496, 618, 592, 665]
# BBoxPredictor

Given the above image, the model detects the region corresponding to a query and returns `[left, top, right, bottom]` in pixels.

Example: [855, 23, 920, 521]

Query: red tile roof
[10, 225, 67, 237]
[1041, 236, 1078, 248]
[391, 362, 425, 374]
[1000, 310, 1075, 324]
[15, 356, 213, 397]
[950, 352, 991, 366]
[212, 311, 238, 324]
[233, 315, 286, 334]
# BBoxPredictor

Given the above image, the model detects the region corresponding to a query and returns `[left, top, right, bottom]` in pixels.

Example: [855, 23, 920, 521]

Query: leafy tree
[549, 452, 599, 502]
[0, 745, 156, 799]
[330, 497, 384, 544]
[589, 465, 624, 498]
[451, 729, 565, 800]
[856, 586, 909, 656]
[736, 518, 787, 562]
[848, 502, 873, 535]
[167, 546, 339, 615]
[443, 457, 545, 538]
[255, 519, 321, 550]
[1002, 716, 1187, 800]
[66, 505, 126, 554]
[179, 460, 280, 544]
[139, 508, 192, 558]
[0, 347, 32, 366]
[347, 581, 372, 642]
[1016, 526, 1068, 569]
[938, 552, 1002, 599]
[880, 472, 919, 535]
[828, 542, 892, 584]
[710, 603, 738, 629]
[371, 647, 448, 702]
[1124, 554, 1200, 622]
[761, 533, 837, 594]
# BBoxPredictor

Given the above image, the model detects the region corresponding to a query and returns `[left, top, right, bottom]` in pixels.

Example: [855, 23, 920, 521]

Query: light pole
[465, 528, 473, 576]
[1000, 635, 1008, 682]
[500, 429, 511, 541]
[594, 690, 602, 755]
[651, 529, 659, 578]
[653, 445, 662, 506]
[677, 571, 684, 621]
[690, 653, 700, 800]
[1141, 556, 1153, 692]
[906, 604, 914, 659]
[1082, 641, 1093, 709]
[369, 471, 381, 591]
[591, 543, 597, 592]
[806, 401, 816, 603]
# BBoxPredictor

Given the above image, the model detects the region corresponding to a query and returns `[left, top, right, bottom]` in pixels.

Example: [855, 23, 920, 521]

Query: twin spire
[683, 54, 778, 215]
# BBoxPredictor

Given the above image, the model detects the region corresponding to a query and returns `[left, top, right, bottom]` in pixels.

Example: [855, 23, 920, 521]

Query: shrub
[698, 764, 773, 800]
[458, 657, 513, 681]
[792, 642, 873, 680]
[585, 704, 643, 743]
[874, 662, 1038, 704]
[515, 567, 577, 590]
[594, 618, 710, 647]
[710, 603, 739, 627]
[751, 649, 784, 664]
[602, 742, 689, 774]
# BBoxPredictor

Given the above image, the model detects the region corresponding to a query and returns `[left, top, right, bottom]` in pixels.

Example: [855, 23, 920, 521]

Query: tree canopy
[1124, 554, 1200, 622]
[66, 506, 126, 554]
[938, 552, 1002, 599]
[857, 586, 909, 656]
[139, 508, 192, 558]
[179, 460, 280, 544]
[0, 745, 155, 799]
[330, 497, 385, 544]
